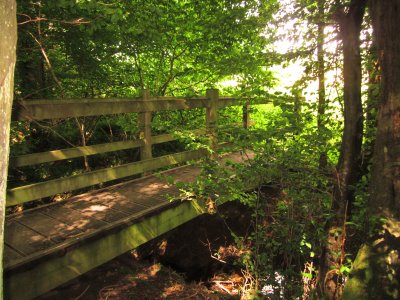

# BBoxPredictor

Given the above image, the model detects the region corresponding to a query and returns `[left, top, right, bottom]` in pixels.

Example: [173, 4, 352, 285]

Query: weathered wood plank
[12, 96, 270, 121]
[4, 246, 23, 267]
[94, 195, 148, 214]
[6, 148, 208, 206]
[4, 222, 54, 256]
[13, 98, 188, 120]
[42, 204, 108, 232]
[14, 213, 82, 243]
[10, 129, 207, 168]
[138, 89, 153, 161]
[65, 201, 130, 223]
[4, 199, 207, 300]
[206, 89, 219, 158]
[10, 139, 143, 167]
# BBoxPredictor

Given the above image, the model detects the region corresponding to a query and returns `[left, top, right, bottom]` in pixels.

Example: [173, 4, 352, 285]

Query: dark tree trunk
[318, 1, 366, 298]
[368, 0, 400, 213]
[317, 0, 327, 171]
[343, 1, 400, 298]
[0, 0, 17, 296]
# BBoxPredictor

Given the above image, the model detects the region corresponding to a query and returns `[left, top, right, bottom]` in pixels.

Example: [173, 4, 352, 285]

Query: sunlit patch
[210, 273, 241, 296]
[30, 235, 43, 242]
[136, 263, 161, 280]
[138, 183, 166, 195]
[72, 219, 91, 230]
[84, 205, 108, 212]
[162, 283, 184, 297]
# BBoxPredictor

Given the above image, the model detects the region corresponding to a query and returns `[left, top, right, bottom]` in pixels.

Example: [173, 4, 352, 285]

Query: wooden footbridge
[5, 90, 267, 299]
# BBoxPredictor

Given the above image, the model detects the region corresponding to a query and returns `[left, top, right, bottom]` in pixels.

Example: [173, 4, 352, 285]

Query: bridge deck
[4, 151, 250, 300]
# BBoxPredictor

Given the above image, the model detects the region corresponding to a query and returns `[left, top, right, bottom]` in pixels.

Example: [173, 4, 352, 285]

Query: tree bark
[368, 0, 400, 214]
[317, 0, 327, 171]
[318, 1, 366, 298]
[343, 1, 400, 298]
[0, 0, 17, 298]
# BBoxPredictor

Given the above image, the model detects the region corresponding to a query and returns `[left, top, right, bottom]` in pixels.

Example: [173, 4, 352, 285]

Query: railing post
[206, 89, 219, 159]
[243, 100, 250, 129]
[138, 89, 152, 161]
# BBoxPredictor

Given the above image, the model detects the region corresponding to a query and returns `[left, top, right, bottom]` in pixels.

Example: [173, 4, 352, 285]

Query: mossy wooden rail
[5, 89, 267, 299]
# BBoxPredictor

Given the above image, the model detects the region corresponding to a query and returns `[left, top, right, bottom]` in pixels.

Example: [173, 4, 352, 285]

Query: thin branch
[28, 32, 64, 97]
[18, 13, 90, 25]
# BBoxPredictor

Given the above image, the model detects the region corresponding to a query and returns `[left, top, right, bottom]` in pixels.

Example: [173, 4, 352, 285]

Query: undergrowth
[172, 102, 369, 299]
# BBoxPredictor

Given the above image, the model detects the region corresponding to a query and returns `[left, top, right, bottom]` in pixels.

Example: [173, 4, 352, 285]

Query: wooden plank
[4, 198, 207, 300]
[4, 246, 24, 267]
[4, 222, 54, 256]
[65, 201, 130, 223]
[95, 187, 176, 210]
[96, 195, 148, 214]
[14, 213, 82, 243]
[206, 89, 219, 159]
[42, 205, 108, 232]
[6, 148, 208, 206]
[10, 129, 206, 168]
[13, 98, 188, 120]
[138, 90, 153, 161]
[9, 139, 144, 167]
[12, 96, 269, 121]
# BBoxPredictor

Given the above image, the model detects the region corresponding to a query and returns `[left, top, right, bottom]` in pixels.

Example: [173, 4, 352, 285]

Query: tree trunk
[317, 0, 327, 171]
[318, 1, 366, 298]
[368, 0, 400, 214]
[343, 1, 400, 298]
[0, 0, 17, 298]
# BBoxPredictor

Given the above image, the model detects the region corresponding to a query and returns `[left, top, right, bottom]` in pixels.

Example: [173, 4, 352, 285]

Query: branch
[18, 13, 90, 26]
[28, 32, 64, 97]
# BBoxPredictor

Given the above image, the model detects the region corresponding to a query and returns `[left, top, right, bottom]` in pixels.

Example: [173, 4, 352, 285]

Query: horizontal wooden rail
[12, 97, 270, 121]
[10, 129, 207, 168]
[10, 140, 143, 168]
[6, 148, 208, 207]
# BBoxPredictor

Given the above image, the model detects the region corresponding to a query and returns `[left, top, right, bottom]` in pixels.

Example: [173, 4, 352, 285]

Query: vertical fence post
[138, 89, 152, 162]
[242, 100, 250, 129]
[206, 89, 219, 159]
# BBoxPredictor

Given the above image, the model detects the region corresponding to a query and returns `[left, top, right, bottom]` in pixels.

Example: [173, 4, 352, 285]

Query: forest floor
[36, 200, 262, 300]
[37, 252, 241, 300]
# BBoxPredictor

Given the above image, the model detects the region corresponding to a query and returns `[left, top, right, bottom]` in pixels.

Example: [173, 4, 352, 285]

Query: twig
[27, 32, 64, 97]
[99, 284, 120, 300]
[214, 281, 234, 295]
[74, 285, 90, 300]
[200, 238, 227, 264]
[18, 13, 90, 25]
[30, 118, 76, 147]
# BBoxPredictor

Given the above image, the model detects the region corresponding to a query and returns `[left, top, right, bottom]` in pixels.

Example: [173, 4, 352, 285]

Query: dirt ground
[37, 251, 241, 300]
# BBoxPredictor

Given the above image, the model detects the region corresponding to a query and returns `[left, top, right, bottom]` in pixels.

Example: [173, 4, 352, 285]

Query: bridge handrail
[12, 95, 268, 121]
[7, 89, 269, 207]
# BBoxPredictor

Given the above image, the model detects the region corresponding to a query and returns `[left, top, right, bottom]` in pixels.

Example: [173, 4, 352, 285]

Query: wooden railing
[7, 89, 269, 207]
